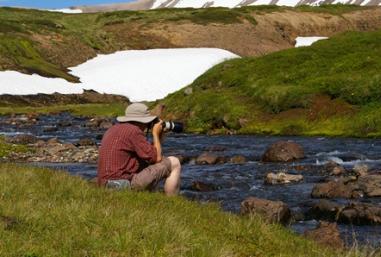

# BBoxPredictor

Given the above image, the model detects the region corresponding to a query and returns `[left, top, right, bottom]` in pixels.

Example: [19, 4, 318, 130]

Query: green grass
[0, 163, 344, 257]
[0, 103, 126, 117]
[0, 137, 31, 158]
[160, 29, 381, 137]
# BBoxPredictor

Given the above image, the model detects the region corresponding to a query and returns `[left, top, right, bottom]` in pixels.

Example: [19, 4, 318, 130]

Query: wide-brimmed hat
[117, 103, 157, 123]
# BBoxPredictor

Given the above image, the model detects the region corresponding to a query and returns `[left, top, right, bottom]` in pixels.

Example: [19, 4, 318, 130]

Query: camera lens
[163, 121, 183, 133]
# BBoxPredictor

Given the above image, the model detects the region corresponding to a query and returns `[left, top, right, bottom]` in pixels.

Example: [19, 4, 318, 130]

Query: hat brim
[116, 115, 157, 124]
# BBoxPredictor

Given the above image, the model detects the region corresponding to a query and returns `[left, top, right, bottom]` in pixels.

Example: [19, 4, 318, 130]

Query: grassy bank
[0, 137, 30, 158]
[160, 29, 381, 137]
[0, 103, 125, 117]
[0, 163, 343, 257]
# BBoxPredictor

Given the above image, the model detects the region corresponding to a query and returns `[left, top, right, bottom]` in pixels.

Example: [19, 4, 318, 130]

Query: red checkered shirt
[97, 123, 157, 185]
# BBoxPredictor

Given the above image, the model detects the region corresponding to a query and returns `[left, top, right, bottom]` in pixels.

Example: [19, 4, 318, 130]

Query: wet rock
[357, 174, 381, 197]
[75, 138, 96, 147]
[191, 181, 217, 192]
[5, 134, 38, 145]
[265, 172, 303, 185]
[0, 215, 18, 230]
[304, 222, 344, 249]
[324, 161, 346, 176]
[230, 155, 246, 164]
[308, 199, 344, 220]
[353, 164, 369, 177]
[261, 141, 304, 162]
[204, 145, 226, 152]
[86, 117, 113, 129]
[57, 120, 72, 127]
[309, 200, 381, 225]
[312, 174, 381, 199]
[43, 126, 58, 133]
[196, 153, 218, 165]
[311, 178, 362, 199]
[240, 197, 291, 224]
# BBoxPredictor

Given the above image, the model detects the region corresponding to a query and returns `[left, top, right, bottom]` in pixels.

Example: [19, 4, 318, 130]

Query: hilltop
[159, 28, 381, 137]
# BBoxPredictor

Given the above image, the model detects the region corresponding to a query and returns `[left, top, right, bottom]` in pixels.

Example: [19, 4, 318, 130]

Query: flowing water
[1, 112, 381, 247]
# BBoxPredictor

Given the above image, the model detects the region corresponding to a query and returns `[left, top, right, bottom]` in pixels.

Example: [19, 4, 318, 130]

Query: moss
[0, 137, 31, 158]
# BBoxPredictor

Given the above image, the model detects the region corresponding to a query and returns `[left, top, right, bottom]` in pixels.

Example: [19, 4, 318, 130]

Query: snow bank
[0, 71, 83, 95]
[295, 36, 328, 47]
[46, 8, 83, 13]
[0, 48, 238, 101]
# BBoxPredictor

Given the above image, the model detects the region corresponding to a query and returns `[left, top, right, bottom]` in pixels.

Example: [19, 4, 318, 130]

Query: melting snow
[295, 36, 328, 47]
[0, 48, 238, 101]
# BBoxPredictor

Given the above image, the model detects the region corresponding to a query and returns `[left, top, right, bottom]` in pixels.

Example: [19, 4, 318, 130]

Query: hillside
[160, 29, 381, 137]
[76, 0, 381, 13]
[1, 6, 381, 82]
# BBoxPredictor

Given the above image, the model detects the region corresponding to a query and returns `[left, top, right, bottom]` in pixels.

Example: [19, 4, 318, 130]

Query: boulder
[353, 164, 369, 177]
[204, 145, 226, 152]
[265, 172, 303, 185]
[230, 155, 246, 164]
[311, 174, 381, 199]
[304, 222, 344, 249]
[308, 200, 344, 220]
[311, 178, 362, 199]
[240, 197, 291, 224]
[324, 161, 346, 176]
[57, 121, 72, 127]
[5, 134, 38, 145]
[43, 126, 58, 133]
[261, 141, 304, 162]
[191, 181, 217, 192]
[357, 174, 381, 197]
[196, 153, 225, 165]
[86, 118, 113, 129]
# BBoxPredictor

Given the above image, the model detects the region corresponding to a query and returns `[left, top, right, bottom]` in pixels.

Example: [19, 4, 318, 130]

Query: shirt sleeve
[129, 128, 157, 164]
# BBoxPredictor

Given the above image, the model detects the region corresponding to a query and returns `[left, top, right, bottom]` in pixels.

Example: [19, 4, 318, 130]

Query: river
[1, 112, 380, 247]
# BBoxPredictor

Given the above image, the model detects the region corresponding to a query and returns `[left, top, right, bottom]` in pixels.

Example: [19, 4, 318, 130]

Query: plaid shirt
[97, 123, 157, 185]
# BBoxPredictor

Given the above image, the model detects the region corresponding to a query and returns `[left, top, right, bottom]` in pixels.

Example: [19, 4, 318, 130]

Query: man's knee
[168, 156, 181, 171]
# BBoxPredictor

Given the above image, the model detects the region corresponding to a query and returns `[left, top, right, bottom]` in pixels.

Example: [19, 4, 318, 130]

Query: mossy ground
[0, 163, 346, 257]
[160, 29, 381, 138]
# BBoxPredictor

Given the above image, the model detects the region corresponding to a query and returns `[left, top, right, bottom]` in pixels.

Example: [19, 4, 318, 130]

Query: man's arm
[152, 121, 163, 163]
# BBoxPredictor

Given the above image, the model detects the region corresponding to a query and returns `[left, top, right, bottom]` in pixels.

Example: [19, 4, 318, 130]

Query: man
[97, 103, 181, 196]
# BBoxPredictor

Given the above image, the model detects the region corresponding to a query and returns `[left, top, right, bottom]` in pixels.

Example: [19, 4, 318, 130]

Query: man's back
[97, 123, 157, 185]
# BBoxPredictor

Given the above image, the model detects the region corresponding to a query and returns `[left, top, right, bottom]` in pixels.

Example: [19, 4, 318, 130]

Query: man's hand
[152, 120, 163, 137]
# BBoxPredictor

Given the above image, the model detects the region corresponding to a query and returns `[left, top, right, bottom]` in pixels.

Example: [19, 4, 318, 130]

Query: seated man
[97, 103, 181, 196]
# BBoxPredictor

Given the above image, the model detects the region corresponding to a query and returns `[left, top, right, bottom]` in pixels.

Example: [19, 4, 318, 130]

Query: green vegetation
[0, 103, 125, 117]
[0, 5, 374, 81]
[0, 137, 30, 158]
[0, 163, 343, 256]
[161, 29, 381, 137]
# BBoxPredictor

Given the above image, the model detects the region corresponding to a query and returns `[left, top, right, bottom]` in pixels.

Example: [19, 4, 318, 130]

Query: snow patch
[46, 8, 83, 13]
[295, 36, 328, 47]
[0, 48, 238, 101]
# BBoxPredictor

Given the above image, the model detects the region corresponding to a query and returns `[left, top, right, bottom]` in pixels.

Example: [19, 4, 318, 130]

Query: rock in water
[196, 153, 218, 165]
[265, 172, 303, 185]
[357, 174, 381, 197]
[353, 164, 369, 177]
[309, 200, 381, 225]
[191, 181, 217, 192]
[261, 141, 304, 162]
[304, 222, 344, 249]
[324, 161, 346, 176]
[240, 197, 291, 224]
[230, 155, 246, 164]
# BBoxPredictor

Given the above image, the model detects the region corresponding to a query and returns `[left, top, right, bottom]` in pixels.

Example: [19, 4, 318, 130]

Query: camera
[162, 121, 184, 133]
